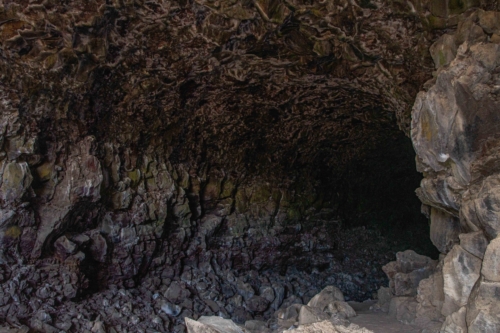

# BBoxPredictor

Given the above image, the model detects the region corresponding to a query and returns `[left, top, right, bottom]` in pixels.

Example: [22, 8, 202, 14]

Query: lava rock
[307, 286, 345, 310]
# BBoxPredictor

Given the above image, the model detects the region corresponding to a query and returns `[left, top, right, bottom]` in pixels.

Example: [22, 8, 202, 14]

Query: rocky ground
[0, 226, 399, 332]
[1, 0, 500, 332]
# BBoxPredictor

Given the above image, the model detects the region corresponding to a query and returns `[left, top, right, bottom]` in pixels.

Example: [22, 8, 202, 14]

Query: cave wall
[0, 0, 437, 302]
[0, 0, 500, 331]
[411, 9, 500, 332]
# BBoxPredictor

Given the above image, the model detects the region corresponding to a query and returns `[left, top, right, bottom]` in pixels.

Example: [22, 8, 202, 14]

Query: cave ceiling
[0, 0, 451, 187]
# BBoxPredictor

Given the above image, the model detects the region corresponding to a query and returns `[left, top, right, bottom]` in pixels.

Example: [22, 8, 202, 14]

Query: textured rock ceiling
[3, 1, 500, 331]
[1, 0, 439, 187]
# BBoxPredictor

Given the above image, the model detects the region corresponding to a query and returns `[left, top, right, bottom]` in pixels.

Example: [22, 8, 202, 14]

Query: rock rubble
[185, 285, 372, 333]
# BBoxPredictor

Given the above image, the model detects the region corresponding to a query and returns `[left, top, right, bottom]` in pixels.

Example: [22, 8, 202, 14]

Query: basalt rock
[410, 7, 500, 333]
[382, 250, 437, 297]
[186, 286, 370, 333]
[1, 0, 500, 331]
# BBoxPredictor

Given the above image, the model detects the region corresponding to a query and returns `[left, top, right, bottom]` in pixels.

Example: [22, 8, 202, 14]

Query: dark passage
[337, 133, 439, 259]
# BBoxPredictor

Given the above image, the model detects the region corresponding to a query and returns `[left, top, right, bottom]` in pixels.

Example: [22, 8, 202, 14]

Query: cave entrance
[335, 131, 439, 259]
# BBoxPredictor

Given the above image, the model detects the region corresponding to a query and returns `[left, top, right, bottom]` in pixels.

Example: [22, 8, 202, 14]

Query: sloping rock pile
[185, 285, 373, 333]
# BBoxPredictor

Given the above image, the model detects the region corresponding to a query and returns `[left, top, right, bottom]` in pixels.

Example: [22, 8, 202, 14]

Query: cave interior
[1, 0, 500, 332]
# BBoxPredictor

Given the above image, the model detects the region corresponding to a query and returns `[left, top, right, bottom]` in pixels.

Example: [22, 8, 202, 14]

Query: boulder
[236, 280, 255, 301]
[388, 296, 418, 325]
[89, 232, 108, 263]
[478, 10, 500, 35]
[395, 250, 437, 274]
[307, 286, 344, 310]
[245, 295, 269, 313]
[298, 305, 330, 325]
[275, 303, 302, 328]
[441, 245, 481, 316]
[244, 320, 270, 333]
[161, 301, 182, 317]
[466, 278, 500, 333]
[440, 307, 467, 333]
[375, 287, 392, 313]
[481, 236, 500, 282]
[429, 34, 457, 69]
[53, 236, 77, 259]
[165, 281, 192, 304]
[326, 301, 356, 319]
[185, 317, 228, 333]
[415, 266, 445, 328]
[383, 250, 437, 296]
[186, 316, 244, 333]
[459, 231, 488, 259]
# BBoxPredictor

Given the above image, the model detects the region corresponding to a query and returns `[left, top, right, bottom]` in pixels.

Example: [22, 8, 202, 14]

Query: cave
[1, 0, 500, 332]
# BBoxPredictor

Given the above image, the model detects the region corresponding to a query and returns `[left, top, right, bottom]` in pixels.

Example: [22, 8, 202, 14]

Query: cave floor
[351, 313, 421, 333]
[349, 302, 421, 333]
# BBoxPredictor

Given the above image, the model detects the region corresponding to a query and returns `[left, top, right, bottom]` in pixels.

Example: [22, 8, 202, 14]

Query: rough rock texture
[0, 0, 446, 330]
[382, 250, 437, 297]
[185, 286, 375, 333]
[1, 0, 500, 331]
[410, 6, 500, 333]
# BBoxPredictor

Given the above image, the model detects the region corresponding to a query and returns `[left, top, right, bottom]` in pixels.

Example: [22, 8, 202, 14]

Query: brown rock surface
[0, 0, 500, 331]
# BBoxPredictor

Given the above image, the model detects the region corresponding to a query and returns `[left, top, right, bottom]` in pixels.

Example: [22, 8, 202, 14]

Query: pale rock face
[429, 34, 457, 69]
[326, 301, 356, 319]
[459, 231, 488, 259]
[415, 262, 445, 328]
[185, 317, 230, 333]
[410, 16, 500, 333]
[307, 286, 345, 310]
[430, 208, 460, 254]
[298, 305, 330, 326]
[481, 236, 500, 282]
[382, 250, 437, 297]
[388, 296, 418, 325]
[466, 278, 500, 333]
[440, 307, 467, 333]
[287, 321, 373, 333]
[376, 287, 392, 313]
[441, 245, 481, 316]
[197, 316, 245, 333]
[468, 176, 500, 239]
[185, 286, 365, 332]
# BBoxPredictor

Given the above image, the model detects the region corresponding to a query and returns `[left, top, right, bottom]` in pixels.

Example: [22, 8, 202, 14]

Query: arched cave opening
[2, 0, 500, 332]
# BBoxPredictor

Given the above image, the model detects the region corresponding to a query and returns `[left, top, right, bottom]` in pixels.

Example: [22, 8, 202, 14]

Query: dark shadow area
[336, 132, 439, 259]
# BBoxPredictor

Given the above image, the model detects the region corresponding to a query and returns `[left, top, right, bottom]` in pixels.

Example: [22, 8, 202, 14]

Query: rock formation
[410, 7, 500, 332]
[0, 0, 500, 332]
[184, 286, 372, 333]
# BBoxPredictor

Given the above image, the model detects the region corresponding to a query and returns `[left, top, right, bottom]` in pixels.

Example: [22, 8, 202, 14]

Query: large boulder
[307, 286, 345, 310]
[466, 278, 500, 333]
[481, 236, 500, 282]
[298, 305, 330, 326]
[185, 316, 244, 333]
[382, 250, 437, 297]
[441, 245, 481, 316]
[459, 231, 488, 259]
[415, 263, 445, 328]
[388, 296, 418, 325]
